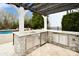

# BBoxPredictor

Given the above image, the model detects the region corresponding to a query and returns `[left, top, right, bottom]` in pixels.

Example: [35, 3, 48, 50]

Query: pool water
[0, 31, 13, 34]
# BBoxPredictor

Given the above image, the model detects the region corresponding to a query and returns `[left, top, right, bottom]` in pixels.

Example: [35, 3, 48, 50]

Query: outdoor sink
[22, 31, 38, 35]
[30, 31, 37, 33]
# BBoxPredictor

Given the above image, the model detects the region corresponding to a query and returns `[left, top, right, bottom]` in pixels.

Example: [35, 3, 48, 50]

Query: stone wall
[14, 32, 47, 55]
[48, 32, 79, 52]
[14, 31, 79, 55]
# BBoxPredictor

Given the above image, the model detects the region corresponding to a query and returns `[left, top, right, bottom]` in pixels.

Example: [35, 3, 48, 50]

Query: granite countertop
[48, 30, 79, 36]
[13, 29, 47, 37]
[13, 29, 79, 37]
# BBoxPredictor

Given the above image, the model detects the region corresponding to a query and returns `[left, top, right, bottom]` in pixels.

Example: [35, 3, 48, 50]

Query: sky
[0, 3, 66, 27]
[0, 3, 17, 15]
[48, 11, 66, 27]
[0, 3, 32, 18]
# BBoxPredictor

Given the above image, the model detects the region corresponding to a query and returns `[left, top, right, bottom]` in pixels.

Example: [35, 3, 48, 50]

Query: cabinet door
[48, 32, 53, 43]
[68, 35, 76, 47]
[26, 34, 40, 50]
[26, 35, 34, 50]
[40, 32, 47, 45]
[33, 34, 40, 46]
[53, 33, 59, 43]
[59, 34, 68, 45]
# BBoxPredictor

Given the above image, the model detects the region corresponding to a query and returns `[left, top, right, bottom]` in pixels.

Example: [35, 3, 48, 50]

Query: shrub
[11, 21, 19, 29]
[30, 12, 44, 29]
[62, 12, 79, 32]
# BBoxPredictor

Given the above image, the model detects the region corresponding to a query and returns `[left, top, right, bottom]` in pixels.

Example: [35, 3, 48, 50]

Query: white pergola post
[18, 7, 25, 32]
[42, 15, 48, 30]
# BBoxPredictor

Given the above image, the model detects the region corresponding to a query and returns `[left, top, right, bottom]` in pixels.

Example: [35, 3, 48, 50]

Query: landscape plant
[62, 12, 79, 32]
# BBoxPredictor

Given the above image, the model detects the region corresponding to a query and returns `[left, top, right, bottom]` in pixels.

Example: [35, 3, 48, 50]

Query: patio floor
[0, 42, 79, 56]
[0, 42, 16, 56]
[28, 43, 79, 56]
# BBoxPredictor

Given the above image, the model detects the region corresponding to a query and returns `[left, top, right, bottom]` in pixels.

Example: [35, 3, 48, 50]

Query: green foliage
[0, 21, 2, 29]
[3, 18, 10, 29]
[0, 12, 44, 30]
[62, 12, 79, 32]
[24, 19, 31, 28]
[11, 21, 19, 29]
[0, 11, 18, 30]
[30, 12, 44, 29]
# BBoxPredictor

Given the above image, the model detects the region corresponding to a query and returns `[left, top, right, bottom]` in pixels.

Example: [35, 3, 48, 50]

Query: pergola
[9, 3, 79, 31]
[8, 3, 79, 56]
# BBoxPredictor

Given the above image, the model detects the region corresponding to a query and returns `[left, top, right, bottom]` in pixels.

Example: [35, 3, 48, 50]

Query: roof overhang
[9, 3, 79, 16]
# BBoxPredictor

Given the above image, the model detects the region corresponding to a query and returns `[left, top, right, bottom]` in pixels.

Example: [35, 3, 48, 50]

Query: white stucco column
[18, 7, 25, 32]
[42, 15, 48, 30]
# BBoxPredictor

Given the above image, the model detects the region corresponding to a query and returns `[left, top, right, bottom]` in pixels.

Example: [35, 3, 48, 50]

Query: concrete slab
[28, 43, 79, 56]
[0, 42, 16, 56]
[0, 42, 79, 56]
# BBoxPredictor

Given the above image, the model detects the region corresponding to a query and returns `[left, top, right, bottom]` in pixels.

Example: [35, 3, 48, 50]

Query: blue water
[0, 31, 13, 34]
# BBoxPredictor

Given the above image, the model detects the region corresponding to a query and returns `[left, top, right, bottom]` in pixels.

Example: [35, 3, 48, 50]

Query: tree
[0, 21, 2, 29]
[24, 19, 31, 28]
[62, 12, 79, 32]
[2, 16, 10, 29]
[11, 21, 19, 29]
[30, 12, 44, 29]
[0, 9, 18, 30]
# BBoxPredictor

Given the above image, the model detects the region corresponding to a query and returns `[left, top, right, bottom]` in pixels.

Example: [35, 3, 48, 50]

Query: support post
[18, 7, 25, 32]
[42, 15, 48, 30]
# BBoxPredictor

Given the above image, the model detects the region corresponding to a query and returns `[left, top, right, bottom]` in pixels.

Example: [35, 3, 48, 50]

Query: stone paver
[0, 34, 13, 44]
[0, 43, 79, 56]
[0, 42, 16, 56]
[28, 43, 79, 56]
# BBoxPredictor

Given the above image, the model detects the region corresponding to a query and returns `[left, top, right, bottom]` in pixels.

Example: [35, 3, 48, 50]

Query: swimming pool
[0, 31, 13, 34]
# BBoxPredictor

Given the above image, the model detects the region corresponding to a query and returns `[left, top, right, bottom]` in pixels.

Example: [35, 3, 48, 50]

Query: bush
[0, 21, 2, 29]
[30, 12, 44, 29]
[24, 19, 31, 28]
[62, 12, 79, 32]
[11, 21, 19, 29]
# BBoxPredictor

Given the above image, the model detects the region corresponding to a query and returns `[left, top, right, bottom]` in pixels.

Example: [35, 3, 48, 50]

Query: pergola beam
[9, 3, 79, 16]
[40, 3, 79, 15]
